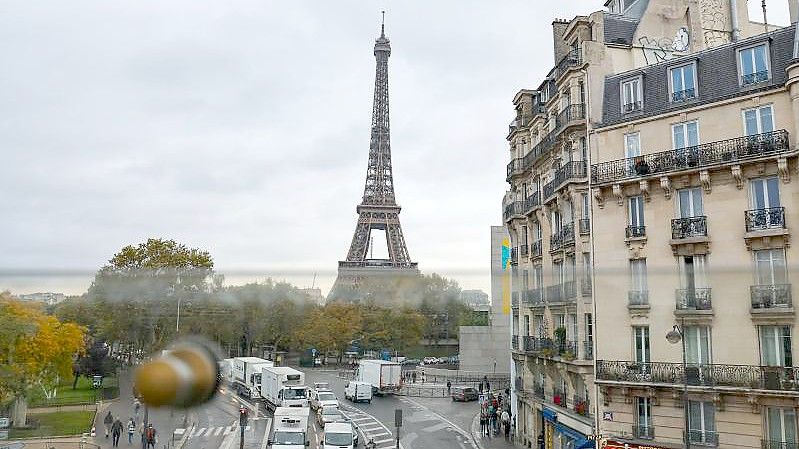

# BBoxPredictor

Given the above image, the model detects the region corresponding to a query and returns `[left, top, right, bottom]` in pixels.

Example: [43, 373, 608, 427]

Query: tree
[295, 303, 362, 362]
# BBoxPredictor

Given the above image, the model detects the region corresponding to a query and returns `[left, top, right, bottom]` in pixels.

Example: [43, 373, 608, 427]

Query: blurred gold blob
[134, 339, 220, 408]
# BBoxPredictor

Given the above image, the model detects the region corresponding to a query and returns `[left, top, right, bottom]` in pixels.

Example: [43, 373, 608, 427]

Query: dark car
[451, 386, 479, 402]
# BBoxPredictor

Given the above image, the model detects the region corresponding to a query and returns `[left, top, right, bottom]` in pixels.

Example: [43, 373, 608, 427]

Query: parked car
[451, 386, 479, 402]
[317, 405, 347, 428]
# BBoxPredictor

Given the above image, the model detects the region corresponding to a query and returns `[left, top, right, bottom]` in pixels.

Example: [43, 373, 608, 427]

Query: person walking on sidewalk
[103, 411, 114, 438]
[501, 409, 510, 440]
[111, 418, 124, 447]
[144, 424, 157, 449]
[446, 380, 451, 395]
[127, 419, 136, 444]
[479, 409, 487, 436]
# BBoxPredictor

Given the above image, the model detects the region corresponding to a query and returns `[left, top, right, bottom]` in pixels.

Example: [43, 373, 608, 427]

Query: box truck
[268, 407, 310, 449]
[231, 357, 273, 399]
[356, 359, 402, 395]
[260, 366, 309, 410]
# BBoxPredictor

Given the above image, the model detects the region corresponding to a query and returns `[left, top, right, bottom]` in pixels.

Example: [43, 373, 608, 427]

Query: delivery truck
[231, 357, 273, 399]
[260, 366, 309, 410]
[268, 407, 310, 449]
[356, 359, 402, 395]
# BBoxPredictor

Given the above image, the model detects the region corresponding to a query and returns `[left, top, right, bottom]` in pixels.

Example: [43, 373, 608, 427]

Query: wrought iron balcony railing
[510, 247, 518, 265]
[523, 288, 544, 306]
[626, 225, 646, 239]
[523, 336, 553, 354]
[623, 101, 643, 113]
[583, 341, 594, 360]
[524, 192, 541, 214]
[634, 424, 655, 440]
[672, 216, 707, 239]
[556, 339, 577, 357]
[506, 158, 525, 179]
[522, 129, 556, 173]
[573, 395, 590, 416]
[591, 130, 790, 185]
[676, 288, 712, 311]
[533, 384, 545, 399]
[745, 207, 786, 232]
[596, 360, 799, 392]
[503, 201, 525, 221]
[751, 284, 793, 309]
[556, 48, 581, 78]
[511, 335, 519, 350]
[672, 88, 696, 102]
[555, 104, 586, 130]
[688, 429, 719, 446]
[628, 290, 649, 306]
[544, 161, 587, 198]
[550, 222, 576, 251]
[762, 439, 799, 449]
[520, 244, 529, 258]
[742, 70, 770, 85]
[579, 218, 590, 235]
[531, 240, 543, 258]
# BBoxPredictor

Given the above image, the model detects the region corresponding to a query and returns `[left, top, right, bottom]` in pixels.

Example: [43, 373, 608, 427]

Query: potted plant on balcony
[553, 394, 563, 406]
[575, 400, 587, 416]
[562, 350, 576, 361]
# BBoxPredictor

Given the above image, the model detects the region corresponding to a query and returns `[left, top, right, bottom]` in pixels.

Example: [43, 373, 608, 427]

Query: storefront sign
[602, 411, 614, 421]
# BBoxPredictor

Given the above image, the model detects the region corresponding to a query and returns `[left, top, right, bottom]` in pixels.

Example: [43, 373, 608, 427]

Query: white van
[344, 381, 372, 404]
[322, 421, 357, 448]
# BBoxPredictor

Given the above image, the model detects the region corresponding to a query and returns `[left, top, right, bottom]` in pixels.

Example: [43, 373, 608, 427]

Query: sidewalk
[468, 411, 524, 449]
[92, 368, 189, 448]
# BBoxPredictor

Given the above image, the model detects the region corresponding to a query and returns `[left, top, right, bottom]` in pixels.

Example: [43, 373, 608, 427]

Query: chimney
[552, 19, 571, 64]
[790, 0, 798, 24]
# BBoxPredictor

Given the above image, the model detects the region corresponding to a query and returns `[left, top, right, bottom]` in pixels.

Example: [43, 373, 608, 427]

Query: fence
[5, 441, 101, 449]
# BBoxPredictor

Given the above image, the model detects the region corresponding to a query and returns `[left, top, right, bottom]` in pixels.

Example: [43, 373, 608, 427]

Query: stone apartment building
[504, 0, 775, 447]
[591, 19, 799, 449]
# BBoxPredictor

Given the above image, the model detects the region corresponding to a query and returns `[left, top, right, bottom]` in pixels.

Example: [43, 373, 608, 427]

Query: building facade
[505, 1, 772, 447]
[591, 21, 799, 448]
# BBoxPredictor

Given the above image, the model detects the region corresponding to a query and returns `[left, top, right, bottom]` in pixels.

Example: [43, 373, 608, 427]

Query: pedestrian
[111, 418, 124, 447]
[491, 405, 499, 435]
[485, 379, 491, 392]
[144, 424, 157, 449]
[127, 419, 136, 444]
[501, 409, 510, 440]
[446, 380, 451, 395]
[412, 372, 417, 383]
[103, 411, 114, 438]
[133, 398, 140, 417]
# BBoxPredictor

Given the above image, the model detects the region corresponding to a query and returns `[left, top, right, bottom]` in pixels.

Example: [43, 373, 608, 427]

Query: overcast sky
[1, 1, 791, 296]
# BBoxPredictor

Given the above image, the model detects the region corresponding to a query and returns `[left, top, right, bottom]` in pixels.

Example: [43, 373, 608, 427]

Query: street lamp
[665, 322, 690, 449]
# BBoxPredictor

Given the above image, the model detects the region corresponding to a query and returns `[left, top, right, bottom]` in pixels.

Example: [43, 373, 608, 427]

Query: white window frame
[737, 42, 771, 86]
[750, 176, 781, 210]
[630, 258, 648, 293]
[766, 407, 798, 444]
[668, 61, 698, 102]
[636, 397, 652, 428]
[620, 76, 643, 113]
[633, 326, 650, 364]
[754, 248, 787, 286]
[628, 195, 645, 227]
[672, 120, 700, 150]
[677, 187, 704, 218]
[742, 104, 775, 136]
[684, 326, 712, 365]
[759, 325, 792, 367]
[688, 401, 716, 441]
[624, 132, 641, 158]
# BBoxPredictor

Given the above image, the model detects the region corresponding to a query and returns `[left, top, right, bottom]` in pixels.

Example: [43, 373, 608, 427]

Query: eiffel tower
[332, 17, 419, 296]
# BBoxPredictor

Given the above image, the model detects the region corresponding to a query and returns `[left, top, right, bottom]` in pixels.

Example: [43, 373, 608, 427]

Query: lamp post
[665, 320, 690, 449]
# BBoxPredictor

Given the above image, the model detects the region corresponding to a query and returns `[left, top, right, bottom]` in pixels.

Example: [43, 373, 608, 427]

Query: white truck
[260, 366, 309, 410]
[268, 407, 310, 449]
[220, 358, 236, 383]
[231, 357, 274, 399]
[356, 359, 402, 396]
[344, 380, 372, 403]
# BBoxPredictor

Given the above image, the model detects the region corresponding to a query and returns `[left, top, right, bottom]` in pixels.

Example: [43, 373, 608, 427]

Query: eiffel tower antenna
[332, 17, 419, 296]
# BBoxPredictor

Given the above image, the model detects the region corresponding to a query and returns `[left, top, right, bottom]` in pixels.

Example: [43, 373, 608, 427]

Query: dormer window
[738, 43, 770, 86]
[670, 62, 697, 102]
[621, 76, 643, 113]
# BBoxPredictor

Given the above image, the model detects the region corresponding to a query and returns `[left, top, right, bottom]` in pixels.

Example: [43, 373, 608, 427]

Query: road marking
[196, 427, 206, 436]
[214, 427, 224, 436]
[373, 438, 394, 444]
[422, 422, 450, 433]
[360, 424, 384, 431]
[401, 397, 479, 449]
[260, 418, 272, 449]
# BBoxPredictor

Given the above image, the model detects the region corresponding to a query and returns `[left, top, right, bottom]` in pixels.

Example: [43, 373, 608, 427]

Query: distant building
[299, 287, 325, 305]
[18, 292, 66, 305]
[460, 289, 490, 307]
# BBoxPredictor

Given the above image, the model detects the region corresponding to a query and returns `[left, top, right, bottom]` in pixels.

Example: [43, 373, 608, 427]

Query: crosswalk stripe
[367, 431, 391, 437]
[373, 438, 394, 444]
[351, 417, 372, 423]
[214, 427, 224, 436]
[360, 424, 383, 431]
[196, 427, 206, 436]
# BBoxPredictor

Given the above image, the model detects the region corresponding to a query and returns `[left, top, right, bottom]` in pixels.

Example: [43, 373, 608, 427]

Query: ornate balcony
[511, 335, 519, 350]
[523, 336, 553, 354]
[672, 216, 707, 239]
[676, 288, 712, 311]
[745, 207, 786, 232]
[522, 129, 556, 172]
[742, 70, 769, 85]
[523, 288, 544, 306]
[510, 247, 518, 265]
[626, 225, 646, 239]
[578, 218, 590, 235]
[547, 282, 576, 304]
[672, 88, 696, 102]
[596, 360, 799, 392]
[506, 158, 525, 180]
[573, 395, 590, 416]
[633, 424, 655, 440]
[751, 284, 792, 309]
[524, 192, 541, 215]
[556, 339, 577, 357]
[550, 222, 576, 251]
[543, 161, 587, 199]
[520, 244, 529, 258]
[503, 201, 525, 222]
[591, 130, 790, 185]
[762, 440, 799, 449]
[688, 429, 719, 447]
[555, 104, 586, 130]
[628, 290, 649, 306]
[531, 240, 543, 258]
[556, 48, 581, 78]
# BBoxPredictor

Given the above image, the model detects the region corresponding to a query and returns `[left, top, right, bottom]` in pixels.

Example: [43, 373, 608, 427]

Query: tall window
[579, 81, 586, 105]
[625, 132, 641, 158]
[553, 261, 564, 285]
[551, 210, 562, 234]
[522, 225, 529, 246]
[672, 121, 699, 150]
[633, 326, 650, 364]
[744, 105, 774, 136]
[739, 43, 770, 85]
[628, 196, 645, 237]
[582, 193, 589, 220]
[533, 265, 543, 289]
[767, 407, 797, 445]
[568, 314, 578, 341]
[554, 313, 565, 332]
[522, 269, 529, 290]
[670, 63, 697, 101]
[688, 401, 716, 444]
[524, 315, 530, 336]
[621, 77, 643, 112]
[636, 397, 653, 437]
[684, 326, 712, 365]
[533, 221, 542, 241]
[679, 255, 708, 310]
[760, 326, 793, 367]
[751, 176, 781, 211]
[755, 249, 787, 286]
[565, 256, 576, 285]
[580, 136, 588, 162]
[534, 315, 545, 337]
[585, 313, 593, 346]
[630, 259, 648, 297]
[677, 187, 703, 218]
